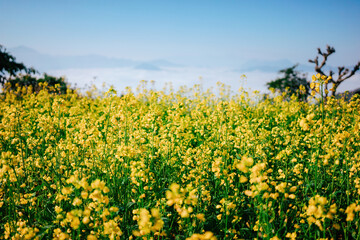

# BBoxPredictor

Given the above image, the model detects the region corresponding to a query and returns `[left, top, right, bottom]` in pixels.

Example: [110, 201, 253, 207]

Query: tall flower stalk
[310, 74, 331, 190]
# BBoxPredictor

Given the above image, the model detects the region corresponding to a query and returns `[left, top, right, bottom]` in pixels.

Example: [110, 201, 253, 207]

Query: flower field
[1, 80, 360, 240]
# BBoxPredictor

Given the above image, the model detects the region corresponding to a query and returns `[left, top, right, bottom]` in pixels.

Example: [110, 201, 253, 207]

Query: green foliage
[267, 64, 309, 101]
[0, 44, 70, 95]
[6, 74, 68, 95]
[0, 45, 35, 85]
[1, 85, 360, 239]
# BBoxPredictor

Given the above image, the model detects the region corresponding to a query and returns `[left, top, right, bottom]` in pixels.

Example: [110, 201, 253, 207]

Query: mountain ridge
[8, 46, 334, 74]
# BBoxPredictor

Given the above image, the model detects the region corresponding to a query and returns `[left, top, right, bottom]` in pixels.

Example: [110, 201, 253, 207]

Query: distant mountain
[8, 46, 340, 76]
[146, 59, 182, 68]
[7, 46, 180, 72]
[135, 63, 161, 71]
[8, 46, 138, 71]
[235, 59, 294, 72]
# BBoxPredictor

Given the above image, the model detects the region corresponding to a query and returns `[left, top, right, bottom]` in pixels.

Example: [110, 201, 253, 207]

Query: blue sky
[1, 0, 359, 64]
[1, 0, 360, 92]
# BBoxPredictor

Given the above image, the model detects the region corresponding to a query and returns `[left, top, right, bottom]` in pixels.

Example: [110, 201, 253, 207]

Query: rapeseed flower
[1, 82, 359, 239]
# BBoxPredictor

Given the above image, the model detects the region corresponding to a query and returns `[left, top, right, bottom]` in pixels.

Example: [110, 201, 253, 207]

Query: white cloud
[48, 67, 278, 94]
[48, 67, 360, 96]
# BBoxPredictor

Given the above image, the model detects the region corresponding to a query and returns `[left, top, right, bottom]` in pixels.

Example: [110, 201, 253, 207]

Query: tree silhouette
[266, 64, 309, 101]
[1, 44, 70, 95]
[309, 45, 360, 97]
[0, 44, 36, 86]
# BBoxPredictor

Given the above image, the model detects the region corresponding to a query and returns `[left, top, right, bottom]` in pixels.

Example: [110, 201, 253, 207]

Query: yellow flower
[83, 216, 90, 225]
[196, 213, 205, 222]
[240, 175, 248, 183]
[243, 156, 254, 166]
[310, 82, 315, 89]
[286, 232, 297, 240]
[87, 235, 97, 240]
[72, 197, 82, 206]
[186, 231, 217, 240]
[91, 179, 106, 191]
[61, 187, 73, 195]
[236, 162, 248, 173]
[133, 208, 163, 237]
[110, 206, 119, 212]
[299, 118, 309, 131]
[83, 207, 91, 216]
[53, 228, 69, 240]
[180, 209, 190, 218]
[70, 216, 80, 229]
[236, 156, 254, 173]
[81, 191, 88, 199]
[166, 183, 183, 206]
[55, 206, 62, 214]
[275, 182, 287, 193]
[345, 203, 357, 221]
[288, 194, 296, 199]
[103, 220, 122, 237]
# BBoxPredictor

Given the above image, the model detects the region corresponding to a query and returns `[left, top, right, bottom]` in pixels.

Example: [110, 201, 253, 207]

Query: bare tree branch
[337, 62, 360, 84]
[309, 45, 360, 96]
[309, 46, 335, 76]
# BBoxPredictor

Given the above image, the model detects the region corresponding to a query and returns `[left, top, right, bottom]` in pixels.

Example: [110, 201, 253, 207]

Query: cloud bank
[48, 67, 281, 95]
[10, 46, 360, 96]
[48, 66, 360, 96]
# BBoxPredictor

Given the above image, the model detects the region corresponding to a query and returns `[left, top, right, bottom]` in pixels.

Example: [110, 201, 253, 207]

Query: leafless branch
[337, 61, 360, 84]
[309, 45, 335, 76]
[309, 45, 359, 96]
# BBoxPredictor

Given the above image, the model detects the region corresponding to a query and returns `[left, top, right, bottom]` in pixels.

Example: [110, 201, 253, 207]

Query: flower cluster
[54, 176, 122, 239]
[132, 208, 164, 238]
[166, 183, 198, 218]
[310, 73, 332, 96]
[302, 195, 336, 231]
[0, 82, 360, 239]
